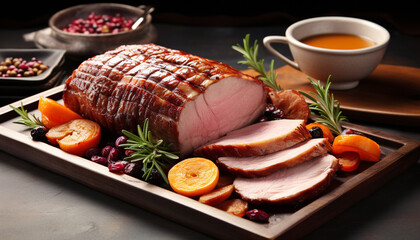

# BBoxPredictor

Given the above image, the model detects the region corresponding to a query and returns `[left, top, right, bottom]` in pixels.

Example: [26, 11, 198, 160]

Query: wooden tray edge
[1, 86, 420, 240]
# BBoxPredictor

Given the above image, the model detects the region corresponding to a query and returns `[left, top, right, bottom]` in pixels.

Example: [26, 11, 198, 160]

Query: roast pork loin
[233, 154, 340, 205]
[63, 44, 266, 156]
[217, 138, 332, 177]
[193, 119, 311, 159]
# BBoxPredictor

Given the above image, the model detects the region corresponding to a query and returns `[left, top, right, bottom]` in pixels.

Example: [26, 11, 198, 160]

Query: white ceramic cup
[263, 16, 390, 90]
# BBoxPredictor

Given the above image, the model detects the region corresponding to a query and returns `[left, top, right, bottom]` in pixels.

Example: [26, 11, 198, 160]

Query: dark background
[2, 1, 419, 35]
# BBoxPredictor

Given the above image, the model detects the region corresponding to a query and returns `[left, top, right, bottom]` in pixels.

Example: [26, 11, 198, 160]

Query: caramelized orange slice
[38, 96, 82, 129]
[168, 158, 219, 197]
[332, 134, 381, 162]
[337, 151, 360, 172]
[46, 119, 101, 156]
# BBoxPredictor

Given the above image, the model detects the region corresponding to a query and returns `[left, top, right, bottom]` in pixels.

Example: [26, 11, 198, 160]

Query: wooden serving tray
[1, 85, 420, 240]
[244, 64, 420, 127]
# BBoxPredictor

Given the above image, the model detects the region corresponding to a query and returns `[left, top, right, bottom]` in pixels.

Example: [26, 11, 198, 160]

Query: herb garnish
[232, 34, 282, 92]
[120, 118, 179, 184]
[9, 103, 44, 129]
[299, 76, 348, 136]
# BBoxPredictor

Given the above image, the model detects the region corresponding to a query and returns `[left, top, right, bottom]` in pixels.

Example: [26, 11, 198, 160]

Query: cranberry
[115, 135, 127, 148]
[61, 12, 134, 34]
[71, 18, 83, 25]
[108, 160, 128, 172]
[124, 162, 142, 177]
[341, 128, 354, 135]
[18, 62, 27, 71]
[101, 145, 113, 157]
[107, 147, 120, 162]
[85, 147, 102, 159]
[245, 209, 270, 223]
[88, 12, 96, 19]
[271, 108, 284, 119]
[91, 155, 108, 166]
[341, 128, 365, 136]
[265, 104, 284, 119]
[125, 150, 135, 157]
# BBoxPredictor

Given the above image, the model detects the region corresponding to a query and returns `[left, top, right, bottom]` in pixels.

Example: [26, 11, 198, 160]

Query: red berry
[61, 12, 133, 34]
[115, 135, 127, 148]
[245, 209, 270, 223]
[108, 160, 128, 172]
[101, 145, 113, 157]
[107, 147, 119, 162]
[18, 62, 27, 71]
[91, 155, 108, 166]
[125, 150, 135, 157]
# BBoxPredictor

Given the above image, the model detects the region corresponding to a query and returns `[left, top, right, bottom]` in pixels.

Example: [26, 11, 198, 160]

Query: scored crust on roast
[62, 44, 266, 156]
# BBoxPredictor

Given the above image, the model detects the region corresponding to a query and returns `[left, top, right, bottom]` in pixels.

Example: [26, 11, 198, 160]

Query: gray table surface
[1, 20, 420, 240]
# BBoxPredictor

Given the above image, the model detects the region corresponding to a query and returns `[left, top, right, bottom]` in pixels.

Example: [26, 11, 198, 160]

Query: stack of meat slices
[194, 119, 340, 205]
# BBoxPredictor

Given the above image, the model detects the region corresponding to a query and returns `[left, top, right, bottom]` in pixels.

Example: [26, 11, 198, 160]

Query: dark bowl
[48, 3, 155, 57]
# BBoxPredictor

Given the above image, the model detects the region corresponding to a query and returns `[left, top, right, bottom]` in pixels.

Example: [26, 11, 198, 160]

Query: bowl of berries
[47, 3, 156, 57]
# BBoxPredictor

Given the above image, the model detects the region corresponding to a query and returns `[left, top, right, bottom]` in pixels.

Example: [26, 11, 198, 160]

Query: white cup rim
[286, 16, 390, 54]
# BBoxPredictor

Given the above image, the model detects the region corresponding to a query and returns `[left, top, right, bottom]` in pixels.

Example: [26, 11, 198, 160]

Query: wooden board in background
[244, 64, 420, 126]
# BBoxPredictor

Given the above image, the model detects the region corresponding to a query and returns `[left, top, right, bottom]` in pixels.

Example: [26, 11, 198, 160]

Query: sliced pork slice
[234, 154, 339, 205]
[217, 138, 332, 177]
[193, 119, 311, 159]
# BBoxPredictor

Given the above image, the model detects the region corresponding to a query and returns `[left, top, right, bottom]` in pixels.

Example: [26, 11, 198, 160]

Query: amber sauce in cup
[301, 34, 376, 50]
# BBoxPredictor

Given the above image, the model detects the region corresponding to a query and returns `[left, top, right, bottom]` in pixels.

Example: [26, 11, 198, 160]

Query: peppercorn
[0, 57, 49, 77]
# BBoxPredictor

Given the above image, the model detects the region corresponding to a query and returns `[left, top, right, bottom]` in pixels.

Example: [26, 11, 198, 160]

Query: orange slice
[332, 134, 381, 162]
[336, 151, 360, 172]
[38, 96, 82, 129]
[168, 158, 219, 197]
[46, 119, 101, 156]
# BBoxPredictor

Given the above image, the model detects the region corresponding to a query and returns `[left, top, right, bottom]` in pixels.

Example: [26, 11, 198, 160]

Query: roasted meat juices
[63, 44, 266, 156]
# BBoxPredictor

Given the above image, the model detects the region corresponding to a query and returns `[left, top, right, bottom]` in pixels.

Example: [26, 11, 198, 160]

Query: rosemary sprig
[120, 118, 179, 184]
[299, 76, 348, 136]
[232, 34, 282, 91]
[9, 102, 44, 129]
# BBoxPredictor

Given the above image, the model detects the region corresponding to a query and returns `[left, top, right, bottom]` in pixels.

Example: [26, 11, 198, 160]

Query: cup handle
[263, 36, 300, 70]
